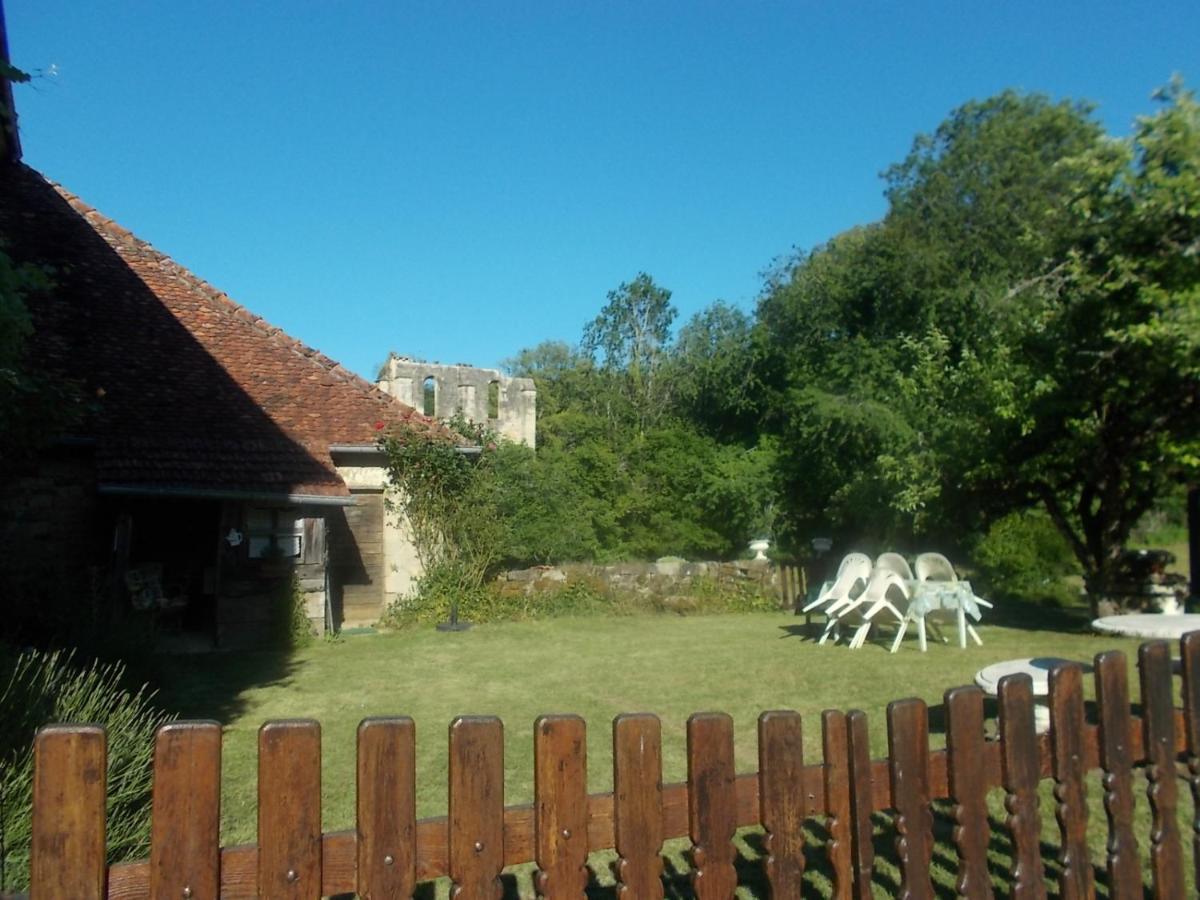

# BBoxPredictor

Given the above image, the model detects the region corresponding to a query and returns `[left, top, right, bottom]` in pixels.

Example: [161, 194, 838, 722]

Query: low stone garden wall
[496, 557, 799, 611]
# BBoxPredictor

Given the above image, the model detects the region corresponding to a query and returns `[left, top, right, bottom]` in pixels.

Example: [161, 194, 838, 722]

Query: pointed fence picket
[25, 635, 1200, 898]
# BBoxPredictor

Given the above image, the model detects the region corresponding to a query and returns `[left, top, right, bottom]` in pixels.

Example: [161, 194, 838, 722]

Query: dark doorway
[115, 498, 222, 646]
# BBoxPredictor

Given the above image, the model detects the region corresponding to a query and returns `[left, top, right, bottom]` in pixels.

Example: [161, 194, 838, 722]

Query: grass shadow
[983, 596, 1094, 633]
[150, 645, 302, 725]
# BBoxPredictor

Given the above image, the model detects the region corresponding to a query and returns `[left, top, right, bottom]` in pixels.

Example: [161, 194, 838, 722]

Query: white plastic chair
[875, 552, 915, 582]
[861, 574, 917, 652]
[914, 552, 956, 583]
[913, 551, 989, 648]
[820, 568, 911, 649]
[802, 552, 871, 616]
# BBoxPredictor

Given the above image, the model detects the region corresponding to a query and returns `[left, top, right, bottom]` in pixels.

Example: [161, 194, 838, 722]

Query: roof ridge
[47, 176, 444, 436]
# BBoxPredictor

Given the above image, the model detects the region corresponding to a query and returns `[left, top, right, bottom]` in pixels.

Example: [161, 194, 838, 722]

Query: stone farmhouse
[0, 126, 450, 647]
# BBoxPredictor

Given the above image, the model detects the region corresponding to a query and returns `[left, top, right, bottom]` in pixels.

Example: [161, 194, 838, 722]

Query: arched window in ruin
[422, 376, 436, 417]
[487, 380, 500, 420]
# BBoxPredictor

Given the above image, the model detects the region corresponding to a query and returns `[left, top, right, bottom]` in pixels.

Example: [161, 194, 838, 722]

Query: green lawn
[155, 607, 1192, 897]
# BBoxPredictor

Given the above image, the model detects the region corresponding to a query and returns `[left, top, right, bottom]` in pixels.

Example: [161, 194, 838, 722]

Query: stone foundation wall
[0, 449, 100, 632]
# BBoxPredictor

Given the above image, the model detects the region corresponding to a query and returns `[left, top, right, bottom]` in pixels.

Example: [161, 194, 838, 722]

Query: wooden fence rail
[26, 634, 1200, 898]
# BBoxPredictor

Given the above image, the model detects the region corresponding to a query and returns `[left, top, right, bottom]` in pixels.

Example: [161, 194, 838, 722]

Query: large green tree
[581, 273, 677, 433]
[990, 81, 1200, 608]
[757, 85, 1200, 610]
[668, 301, 765, 443]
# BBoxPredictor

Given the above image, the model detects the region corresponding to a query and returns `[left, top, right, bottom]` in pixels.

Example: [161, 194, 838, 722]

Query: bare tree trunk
[1036, 484, 1105, 618]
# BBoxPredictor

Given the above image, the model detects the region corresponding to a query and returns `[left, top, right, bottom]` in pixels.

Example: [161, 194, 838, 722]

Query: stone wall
[0, 448, 100, 632]
[377, 355, 536, 447]
[498, 558, 799, 609]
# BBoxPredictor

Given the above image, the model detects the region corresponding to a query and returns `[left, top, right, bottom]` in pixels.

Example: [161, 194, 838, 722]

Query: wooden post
[846, 710, 874, 900]
[613, 714, 664, 899]
[1094, 651, 1141, 899]
[356, 717, 416, 900]
[1181, 631, 1200, 891]
[758, 710, 806, 899]
[687, 713, 738, 900]
[258, 720, 322, 899]
[998, 674, 1047, 900]
[150, 722, 221, 900]
[944, 686, 993, 899]
[887, 699, 934, 900]
[448, 716, 504, 900]
[822, 710, 853, 900]
[1047, 664, 1093, 900]
[1138, 641, 1185, 898]
[31, 725, 107, 900]
[533, 715, 589, 899]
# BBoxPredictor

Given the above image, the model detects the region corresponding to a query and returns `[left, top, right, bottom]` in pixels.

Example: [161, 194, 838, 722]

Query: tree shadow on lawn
[776, 594, 1095, 648]
[776, 620, 824, 641]
[149, 646, 301, 726]
[982, 596, 1094, 633]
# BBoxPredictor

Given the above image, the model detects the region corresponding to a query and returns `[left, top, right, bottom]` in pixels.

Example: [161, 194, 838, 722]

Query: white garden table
[1091, 614, 1200, 640]
[975, 656, 1093, 733]
[906, 580, 991, 650]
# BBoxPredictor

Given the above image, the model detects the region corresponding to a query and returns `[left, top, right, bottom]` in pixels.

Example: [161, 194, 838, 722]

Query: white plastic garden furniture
[912, 551, 992, 649]
[875, 552, 915, 581]
[913, 552, 958, 646]
[858, 572, 915, 651]
[914, 552, 956, 583]
[820, 568, 910, 649]
[803, 552, 871, 617]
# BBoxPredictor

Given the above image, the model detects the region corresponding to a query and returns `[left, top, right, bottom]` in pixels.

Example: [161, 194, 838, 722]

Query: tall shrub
[0, 647, 174, 891]
[380, 416, 505, 616]
[971, 509, 1081, 605]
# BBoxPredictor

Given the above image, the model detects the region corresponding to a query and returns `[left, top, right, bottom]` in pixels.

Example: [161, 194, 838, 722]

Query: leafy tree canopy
[756, 82, 1200, 608]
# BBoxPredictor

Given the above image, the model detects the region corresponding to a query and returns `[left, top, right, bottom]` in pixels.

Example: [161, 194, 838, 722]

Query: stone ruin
[377, 355, 537, 448]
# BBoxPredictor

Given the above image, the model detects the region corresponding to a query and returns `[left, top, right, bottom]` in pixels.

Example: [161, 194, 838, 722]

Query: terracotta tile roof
[0, 163, 448, 498]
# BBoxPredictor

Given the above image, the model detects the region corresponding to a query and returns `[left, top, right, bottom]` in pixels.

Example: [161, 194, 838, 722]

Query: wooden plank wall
[28, 637, 1200, 898]
[327, 494, 384, 627]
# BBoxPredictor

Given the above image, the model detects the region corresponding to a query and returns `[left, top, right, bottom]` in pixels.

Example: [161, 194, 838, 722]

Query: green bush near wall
[271, 572, 314, 648]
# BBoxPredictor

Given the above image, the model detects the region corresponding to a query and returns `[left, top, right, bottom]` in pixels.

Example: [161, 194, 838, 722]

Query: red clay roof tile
[1, 163, 450, 498]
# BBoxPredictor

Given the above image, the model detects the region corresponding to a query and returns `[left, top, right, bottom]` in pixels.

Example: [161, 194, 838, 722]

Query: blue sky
[7, 1, 1197, 378]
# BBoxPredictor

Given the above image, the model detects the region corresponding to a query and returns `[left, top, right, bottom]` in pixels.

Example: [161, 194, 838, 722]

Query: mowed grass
[156, 609, 1192, 896]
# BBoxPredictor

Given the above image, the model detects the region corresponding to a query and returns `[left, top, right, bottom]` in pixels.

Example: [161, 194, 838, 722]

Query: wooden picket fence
[26, 633, 1200, 899]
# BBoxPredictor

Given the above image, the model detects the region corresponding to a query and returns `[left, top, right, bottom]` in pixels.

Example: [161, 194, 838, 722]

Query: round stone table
[974, 657, 1092, 733]
[1091, 614, 1200, 640]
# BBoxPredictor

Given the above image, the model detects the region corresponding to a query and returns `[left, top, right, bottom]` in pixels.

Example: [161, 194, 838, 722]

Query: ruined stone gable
[377, 356, 537, 448]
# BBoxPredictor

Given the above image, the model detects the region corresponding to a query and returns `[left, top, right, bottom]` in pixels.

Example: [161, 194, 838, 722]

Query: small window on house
[423, 376, 436, 417]
[247, 508, 303, 559]
[487, 380, 500, 419]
